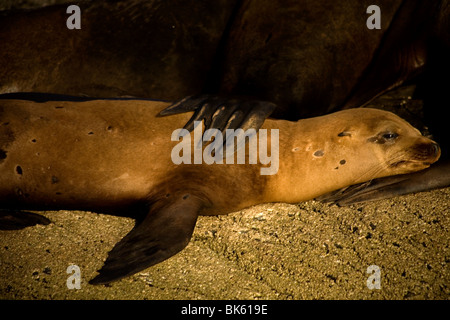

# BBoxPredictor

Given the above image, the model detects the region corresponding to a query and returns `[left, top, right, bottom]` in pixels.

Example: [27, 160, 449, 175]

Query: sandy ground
[0, 1, 448, 300]
[0, 188, 449, 300]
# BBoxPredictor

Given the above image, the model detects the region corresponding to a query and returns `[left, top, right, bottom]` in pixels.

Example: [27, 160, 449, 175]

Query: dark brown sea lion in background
[0, 0, 238, 98]
[0, 0, 449, 201]
[0, 98, 440, 283]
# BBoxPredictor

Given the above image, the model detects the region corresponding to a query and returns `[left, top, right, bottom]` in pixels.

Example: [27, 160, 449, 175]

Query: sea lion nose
[417, 140, 441, 162]
[432, 143, 440, 156]
[426, 142, 440, 156]
[427, 142, 441, 160]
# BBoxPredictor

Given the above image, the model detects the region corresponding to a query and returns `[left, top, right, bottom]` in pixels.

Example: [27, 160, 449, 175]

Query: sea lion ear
[89, 194, 203, 285]
[337, 131, 352, 137]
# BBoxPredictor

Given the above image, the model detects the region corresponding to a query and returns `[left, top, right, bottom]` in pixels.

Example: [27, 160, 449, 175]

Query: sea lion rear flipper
[89, 195, 203, 285]
[158, 94, 277, 133]
[317, 160, 450, 206]
[0, 210, 51, 230]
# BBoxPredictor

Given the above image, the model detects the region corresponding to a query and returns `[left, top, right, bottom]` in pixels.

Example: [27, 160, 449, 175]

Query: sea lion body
[0, 99, 260, 216]
[0, 98, 440, 283]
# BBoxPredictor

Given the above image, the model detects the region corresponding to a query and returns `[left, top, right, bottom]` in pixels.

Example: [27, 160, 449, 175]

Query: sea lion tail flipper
[0, 210, 51, 230]
[317, 160, 450, 206]
[158, 94, 277, 133]
[89, 195, 203, 285]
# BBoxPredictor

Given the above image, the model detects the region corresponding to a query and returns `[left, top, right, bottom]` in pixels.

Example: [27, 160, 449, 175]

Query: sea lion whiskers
[385, 149, 413, 168]
[350, 147, 405, 184]
[351, 159, 390, 186]
[347, 144, 433, 191]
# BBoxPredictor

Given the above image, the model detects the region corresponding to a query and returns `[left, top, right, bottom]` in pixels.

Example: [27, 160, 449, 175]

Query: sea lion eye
[367, 131, 399, 144]
[382, 132, 398, 140]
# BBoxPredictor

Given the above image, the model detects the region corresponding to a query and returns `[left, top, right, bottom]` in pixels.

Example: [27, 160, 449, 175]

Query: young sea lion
[0, 98, 440, 284]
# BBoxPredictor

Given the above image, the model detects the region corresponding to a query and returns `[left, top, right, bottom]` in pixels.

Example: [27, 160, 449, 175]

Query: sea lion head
[333, 108, 441, 180]
[264, 108, 441, 203]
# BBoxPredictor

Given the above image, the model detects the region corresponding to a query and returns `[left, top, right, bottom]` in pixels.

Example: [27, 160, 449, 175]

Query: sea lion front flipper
[317, 160, 450, 206]
[158, 94, 277, 133]
[89, 194, 204, 285]
[0, 210, 51, 230]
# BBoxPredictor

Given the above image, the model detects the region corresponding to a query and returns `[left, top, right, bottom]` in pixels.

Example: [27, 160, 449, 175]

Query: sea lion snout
[411, 141, 441, 163]
[388, 138, 441, 170]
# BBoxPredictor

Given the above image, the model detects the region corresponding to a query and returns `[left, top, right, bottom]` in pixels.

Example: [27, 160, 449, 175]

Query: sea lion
[0, 98, 440, 284]
[1, 0, 448, 201]
[0, 0, 238, 98]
